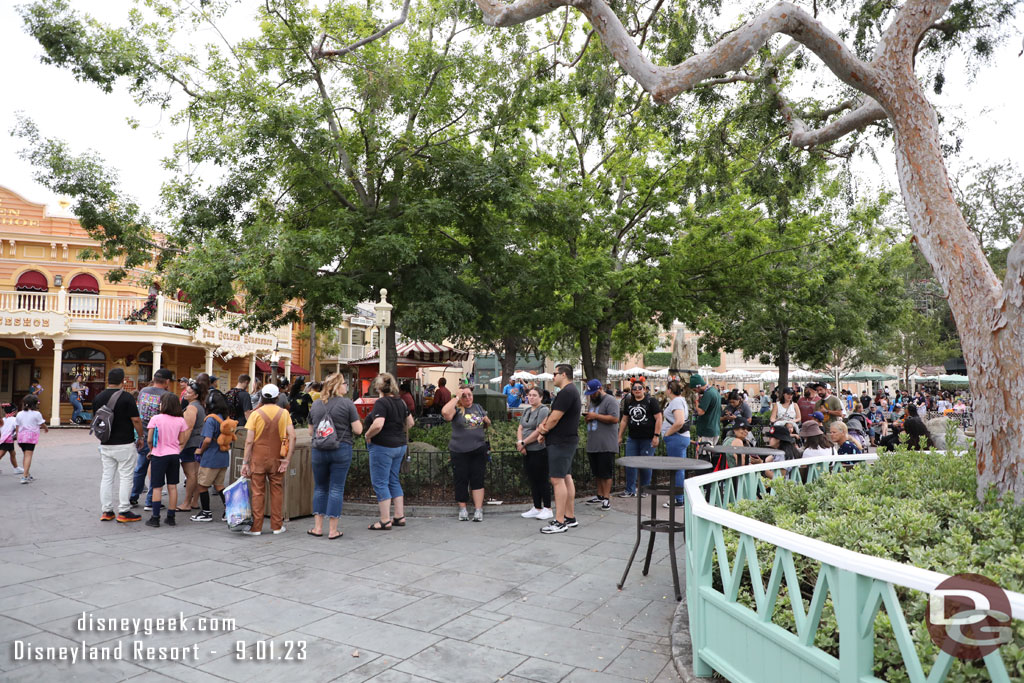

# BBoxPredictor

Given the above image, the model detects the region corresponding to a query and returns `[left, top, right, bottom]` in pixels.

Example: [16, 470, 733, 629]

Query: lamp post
[374, 288, 392, 376]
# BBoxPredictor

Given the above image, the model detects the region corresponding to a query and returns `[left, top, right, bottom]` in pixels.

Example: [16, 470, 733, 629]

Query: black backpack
[90, 389, 125, 444]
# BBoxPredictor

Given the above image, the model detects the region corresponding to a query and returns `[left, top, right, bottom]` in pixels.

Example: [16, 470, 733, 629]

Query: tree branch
[475, 1, 878, 104]
[777, 93, 887, 148]
[312, 0, 412, 59]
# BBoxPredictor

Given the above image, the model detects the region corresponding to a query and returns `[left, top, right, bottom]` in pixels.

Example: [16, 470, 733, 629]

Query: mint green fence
[683, 454, 1024, 683]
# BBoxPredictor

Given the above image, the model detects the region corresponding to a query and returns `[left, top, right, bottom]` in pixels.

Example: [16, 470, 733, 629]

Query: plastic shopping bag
[223, 476, 253, 531]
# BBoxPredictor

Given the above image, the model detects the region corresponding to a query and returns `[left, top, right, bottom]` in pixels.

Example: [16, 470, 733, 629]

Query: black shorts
[588, 451, 616, 479]
[17, 442, 36, 453]
[178, 446, 198, 464]
[149, 454, 181, 487]
[0, 442, 13, 453]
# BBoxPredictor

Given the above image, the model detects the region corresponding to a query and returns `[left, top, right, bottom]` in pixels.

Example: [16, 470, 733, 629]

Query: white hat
[261, 384, 280, 399]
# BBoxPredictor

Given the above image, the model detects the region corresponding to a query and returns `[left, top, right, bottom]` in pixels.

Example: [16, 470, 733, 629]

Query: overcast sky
[1, 1, 1021, 215]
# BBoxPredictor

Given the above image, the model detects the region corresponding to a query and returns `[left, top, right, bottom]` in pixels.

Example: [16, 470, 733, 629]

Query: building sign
[350, 316, 374, 327]
[192, 320, 278, 357]
[0, 310, 70, 337]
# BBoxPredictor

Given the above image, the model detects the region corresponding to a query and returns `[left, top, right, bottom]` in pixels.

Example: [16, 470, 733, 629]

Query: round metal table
[615, 456, 712, 601]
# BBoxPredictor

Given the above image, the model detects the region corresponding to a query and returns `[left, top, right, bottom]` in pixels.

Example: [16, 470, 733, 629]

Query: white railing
[0, 290, 294, 347]
[0, 291, 58, 312]
[684, 453, 1024, 683]
[323, 343, 372, 361]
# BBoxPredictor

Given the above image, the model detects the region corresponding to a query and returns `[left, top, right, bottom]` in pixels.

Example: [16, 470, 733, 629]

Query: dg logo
[926, 573, 1013, 659]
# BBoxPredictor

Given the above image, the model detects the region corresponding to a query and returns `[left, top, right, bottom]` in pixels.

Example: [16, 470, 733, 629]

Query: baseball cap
[261, 384, 280, 399]
[178, 376, 189, 383]
[154, 368, 174, 381]
[732, 417, 751, 430]
[584, 379, 602, 396]
[688, 374, 705, 388]
[811, 411, 824, 421]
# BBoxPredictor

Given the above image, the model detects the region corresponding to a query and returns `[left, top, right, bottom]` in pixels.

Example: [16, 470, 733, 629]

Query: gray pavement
[0, 430, 685, 682]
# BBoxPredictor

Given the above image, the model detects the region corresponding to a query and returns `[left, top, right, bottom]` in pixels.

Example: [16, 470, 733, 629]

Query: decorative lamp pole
[374, 288, 393, 376]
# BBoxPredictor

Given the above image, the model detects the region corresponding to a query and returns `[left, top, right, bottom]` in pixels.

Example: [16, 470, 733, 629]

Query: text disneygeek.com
[9, 611, 305, 664]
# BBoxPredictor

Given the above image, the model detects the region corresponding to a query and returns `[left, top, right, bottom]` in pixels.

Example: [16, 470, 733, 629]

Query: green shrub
[722, 450, 1024, 681]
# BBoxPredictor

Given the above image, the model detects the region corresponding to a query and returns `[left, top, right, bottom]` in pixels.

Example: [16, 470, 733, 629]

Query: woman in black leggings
[517, 388, 552, 520]
[442, 387, 491, 522]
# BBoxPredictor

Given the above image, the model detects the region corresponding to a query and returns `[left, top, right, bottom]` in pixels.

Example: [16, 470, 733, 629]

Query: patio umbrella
[488, 376, 503, 383]
[534, 372, 554, 380]
[759, 370, 779, 382]
[511, 371, 537, 381]
[621, 366, 648, 376]
[841, 370, 898, 382]
[937, 374, 969, 387]
[649, 368, 669, 378]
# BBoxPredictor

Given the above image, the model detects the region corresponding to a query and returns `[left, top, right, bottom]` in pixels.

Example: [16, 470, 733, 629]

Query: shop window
[61, 347, 106, 404]
[68, 274, 100, 314]
[137, 350, 153, 386]
[336, 328, 349, 346]
[15, 270, 48, 310]
[351, 329, 365, 346]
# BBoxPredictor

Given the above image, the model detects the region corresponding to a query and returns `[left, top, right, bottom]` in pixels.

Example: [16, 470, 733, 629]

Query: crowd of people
[0, 362, 971, 536]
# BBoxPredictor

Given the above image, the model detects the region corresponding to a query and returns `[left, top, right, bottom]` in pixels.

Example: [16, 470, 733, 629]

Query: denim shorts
[178, 446, 198, 464]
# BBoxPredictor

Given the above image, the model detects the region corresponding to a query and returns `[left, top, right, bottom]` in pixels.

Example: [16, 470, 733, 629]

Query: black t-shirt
[369, 396, 409, 447]
[547, 384, 581, 445]
[93, 388, 141, 445]
[621, 394, 662, 439]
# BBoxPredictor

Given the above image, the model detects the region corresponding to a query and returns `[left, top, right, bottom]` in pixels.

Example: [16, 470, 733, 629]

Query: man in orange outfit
[241, 384, 295, 535]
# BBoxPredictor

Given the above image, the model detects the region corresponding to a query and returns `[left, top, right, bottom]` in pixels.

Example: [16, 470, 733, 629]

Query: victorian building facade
[0, 185, 298, 425]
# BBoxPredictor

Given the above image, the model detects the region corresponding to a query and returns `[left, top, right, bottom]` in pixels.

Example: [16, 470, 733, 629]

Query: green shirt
[816, 395, 844, 428]
[695, 387, 721, 438]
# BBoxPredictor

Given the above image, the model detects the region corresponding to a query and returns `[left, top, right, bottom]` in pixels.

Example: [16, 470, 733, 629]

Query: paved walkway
[0, 430, 684, 682]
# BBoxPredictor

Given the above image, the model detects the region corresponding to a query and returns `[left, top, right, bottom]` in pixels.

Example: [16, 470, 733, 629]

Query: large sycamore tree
[469, 0, 1024, 502]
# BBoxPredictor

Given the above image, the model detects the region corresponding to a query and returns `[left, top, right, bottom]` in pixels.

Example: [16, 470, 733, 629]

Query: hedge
[724, 450, 1024, 681]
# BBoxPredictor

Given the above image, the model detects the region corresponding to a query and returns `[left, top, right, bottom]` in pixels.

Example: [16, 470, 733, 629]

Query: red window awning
[289, 363, 310, 376]
[68, 273, 100, 294]
[15, 270, 48, 292]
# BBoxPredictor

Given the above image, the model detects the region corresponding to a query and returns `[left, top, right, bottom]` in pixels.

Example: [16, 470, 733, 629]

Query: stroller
[845, 413, 871, 451]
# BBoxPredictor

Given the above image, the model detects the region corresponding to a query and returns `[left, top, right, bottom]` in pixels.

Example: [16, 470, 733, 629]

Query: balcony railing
[321, 343, 372, 361]
[0, 289, 291, 350]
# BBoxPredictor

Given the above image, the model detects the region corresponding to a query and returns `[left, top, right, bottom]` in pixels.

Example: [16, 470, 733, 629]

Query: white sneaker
[13, 467, 24, 474]
[537, 508, 554, 520]
[242, 530, 262, 536]
[521, 508, 542, 519]
[272, 526, 287, 534]
[472, 509, 483, 523]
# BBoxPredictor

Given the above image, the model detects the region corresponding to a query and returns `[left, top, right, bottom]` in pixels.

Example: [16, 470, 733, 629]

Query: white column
[283, 357, 291, 381]
[152, 342, 163, 372]
[155, 294, 165, 329]
[249, 354, 257, 381]
[49, 338, 64, 427]
[205, 348, 214, 375]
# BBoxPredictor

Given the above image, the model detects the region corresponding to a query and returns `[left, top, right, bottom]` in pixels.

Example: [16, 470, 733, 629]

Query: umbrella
[789, 368, 822, 381]
[488, 376, 503, 383]
[534, 372, 554, 380]
[937, 374, 969, 387]
[511, 371, 537, 381]
[356, 340, 469, 363]
[841, 370, 898, 382]
[649, 368, 669, 378]
[759, 370, 779, 381]
[621, 366, 648, 376]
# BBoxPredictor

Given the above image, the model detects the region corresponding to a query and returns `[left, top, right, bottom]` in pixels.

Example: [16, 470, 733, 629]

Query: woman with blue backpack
[307, 373, 362, 539]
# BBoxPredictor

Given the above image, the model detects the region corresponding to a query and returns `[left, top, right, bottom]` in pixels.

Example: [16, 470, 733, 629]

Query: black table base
[618, 482, 686, 601]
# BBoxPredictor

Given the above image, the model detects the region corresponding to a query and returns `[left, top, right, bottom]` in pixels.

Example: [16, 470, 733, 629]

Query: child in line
[16, 395, 47, 484]
[1, 403, 23, 474]
[145, 392, 190, 528]
[191, 392, 235, 523]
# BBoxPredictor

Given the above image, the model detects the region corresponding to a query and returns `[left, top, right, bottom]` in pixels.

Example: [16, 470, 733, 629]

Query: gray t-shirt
[586, 393, 620, 453]
[309, 397, 361, 445]
[448, 403, 488, 453]
[518, 405, 550, 452]
[661, 396, 690, 438]
[185, 399, 207, 450]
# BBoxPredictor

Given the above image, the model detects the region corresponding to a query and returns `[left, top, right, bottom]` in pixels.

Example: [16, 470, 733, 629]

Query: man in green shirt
[690, 374, 721, 444]
[814, 383, 845, 429]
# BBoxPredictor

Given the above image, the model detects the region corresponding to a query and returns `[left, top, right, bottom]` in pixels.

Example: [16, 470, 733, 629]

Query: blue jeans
[312, 444, 353, 518]
[368, 444, 405, 501]
[624, 437, 654, 493]
[663, 433, 691, 503]
[132, 444, 153, 506]
[70, 395, 84, 423]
